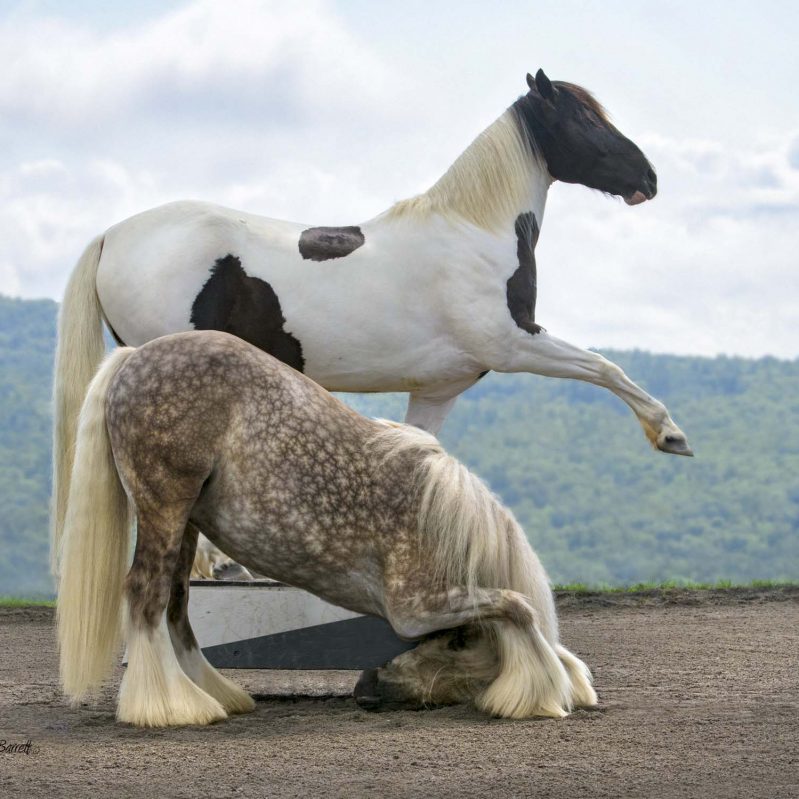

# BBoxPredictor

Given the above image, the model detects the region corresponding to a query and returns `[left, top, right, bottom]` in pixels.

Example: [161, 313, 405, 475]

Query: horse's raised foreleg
[117, 502, 228, 727]
[382, 586, 571, 718]
[494, 330, 693, 455]
[167, 522, 255, 715]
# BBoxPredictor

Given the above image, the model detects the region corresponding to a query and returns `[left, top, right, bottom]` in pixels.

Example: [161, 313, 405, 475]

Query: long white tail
[57, 346, 135, 702]
[51, 235, 107, 575]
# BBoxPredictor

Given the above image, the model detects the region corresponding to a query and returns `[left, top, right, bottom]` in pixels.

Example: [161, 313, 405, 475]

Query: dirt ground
[1, 588, 797, 799]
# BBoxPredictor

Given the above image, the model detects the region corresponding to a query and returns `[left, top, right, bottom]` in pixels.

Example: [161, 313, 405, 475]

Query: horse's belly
[191, 466, 387, 619]
[193, 510, 386, 618]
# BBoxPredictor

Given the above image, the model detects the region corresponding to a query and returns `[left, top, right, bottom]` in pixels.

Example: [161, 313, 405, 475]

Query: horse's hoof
[353, 668, 421, 712]
[213, 561, 254, 581]
[658, 434, 694, 457]
[353, 669, 383, 711]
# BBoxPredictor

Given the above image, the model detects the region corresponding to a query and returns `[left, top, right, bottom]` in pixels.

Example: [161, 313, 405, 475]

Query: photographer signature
[0, 739, 40, 755]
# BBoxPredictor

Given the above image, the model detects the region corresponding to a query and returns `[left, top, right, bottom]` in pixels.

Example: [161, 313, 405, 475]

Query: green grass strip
[0, 596, 56, 607]
[554, 579, 797, 594]
[1, 579, 796, 607]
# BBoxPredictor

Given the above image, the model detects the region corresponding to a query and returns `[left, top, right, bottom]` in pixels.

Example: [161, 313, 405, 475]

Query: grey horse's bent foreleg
[383, 586, 571, 718]
[191, 531, 254, 581]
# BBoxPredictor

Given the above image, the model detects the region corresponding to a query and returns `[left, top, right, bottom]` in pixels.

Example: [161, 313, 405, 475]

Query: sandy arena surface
[1, 588, 797, 799]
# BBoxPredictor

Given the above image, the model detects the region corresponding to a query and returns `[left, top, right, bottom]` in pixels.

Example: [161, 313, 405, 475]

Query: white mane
[370, 419, 557, 642]
[387, 110, 548, 232]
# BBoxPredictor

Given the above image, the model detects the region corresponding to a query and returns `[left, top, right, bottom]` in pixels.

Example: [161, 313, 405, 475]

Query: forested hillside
[1, 295, 797, 596]
[0, 296, 57, 596]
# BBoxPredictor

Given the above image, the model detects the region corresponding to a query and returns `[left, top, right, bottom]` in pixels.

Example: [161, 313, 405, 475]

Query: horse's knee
[598, 356, 625, 385]
[387, 613, 428, 641]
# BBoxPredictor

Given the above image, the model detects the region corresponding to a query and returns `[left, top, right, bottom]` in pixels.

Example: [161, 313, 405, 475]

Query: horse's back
[108, 329, 336, 415]
[106, 330, 373, 474]
[96, 202, 309, 346]
[103, 200, 307, 249]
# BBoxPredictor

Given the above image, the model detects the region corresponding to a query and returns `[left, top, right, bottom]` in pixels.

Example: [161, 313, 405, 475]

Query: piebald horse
[52, 69, 692, 574]
[57, 331, 596, 725]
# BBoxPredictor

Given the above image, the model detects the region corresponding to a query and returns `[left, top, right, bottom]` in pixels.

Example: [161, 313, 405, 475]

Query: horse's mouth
[624, 190, 649, 206]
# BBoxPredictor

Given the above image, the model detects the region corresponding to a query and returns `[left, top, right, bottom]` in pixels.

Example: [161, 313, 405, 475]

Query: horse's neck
[387, 110, 552, 235]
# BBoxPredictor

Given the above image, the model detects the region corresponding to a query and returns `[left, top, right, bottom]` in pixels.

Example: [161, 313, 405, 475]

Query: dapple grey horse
[56, 331, 596, 726]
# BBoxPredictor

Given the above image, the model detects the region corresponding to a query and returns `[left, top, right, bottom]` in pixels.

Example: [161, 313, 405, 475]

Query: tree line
[1, 294, 797, 596]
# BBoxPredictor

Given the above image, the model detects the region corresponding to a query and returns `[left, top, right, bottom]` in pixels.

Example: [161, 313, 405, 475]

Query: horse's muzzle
[625, 167, 657, 205]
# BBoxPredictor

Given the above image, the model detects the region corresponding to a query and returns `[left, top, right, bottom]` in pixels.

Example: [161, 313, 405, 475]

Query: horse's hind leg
[404, 377, 478, 434]
[167, 522, 255, 715]
[117, 505, 227, 727]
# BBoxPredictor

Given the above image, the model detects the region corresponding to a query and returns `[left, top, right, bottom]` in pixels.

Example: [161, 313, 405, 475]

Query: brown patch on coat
[298, 226, 365, 261]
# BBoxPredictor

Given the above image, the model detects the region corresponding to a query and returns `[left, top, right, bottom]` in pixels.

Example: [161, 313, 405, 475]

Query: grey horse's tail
[57, 347, 135, 702]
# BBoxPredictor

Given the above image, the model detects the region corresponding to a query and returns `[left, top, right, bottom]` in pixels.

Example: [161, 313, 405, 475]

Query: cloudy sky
[1, 0, 797, 357]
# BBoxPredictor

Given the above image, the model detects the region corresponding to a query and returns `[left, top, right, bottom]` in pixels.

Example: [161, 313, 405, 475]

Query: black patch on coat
[478, 370, 490, 380]
[506, 212, 542, 335]
[298, 226, 365, 261]
[190, 254, 305, 372]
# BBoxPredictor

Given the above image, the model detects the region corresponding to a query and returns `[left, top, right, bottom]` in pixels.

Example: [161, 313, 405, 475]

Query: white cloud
[538, 133, 799, 358]
[0, 0, 391, 131]
[0, 0, 409, 298]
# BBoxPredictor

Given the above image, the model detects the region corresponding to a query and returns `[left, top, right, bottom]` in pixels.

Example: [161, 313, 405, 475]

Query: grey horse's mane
[371, 421, 551, 629]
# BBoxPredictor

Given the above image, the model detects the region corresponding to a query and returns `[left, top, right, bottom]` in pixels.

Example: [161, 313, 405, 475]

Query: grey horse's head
[354, 626, 500, 711]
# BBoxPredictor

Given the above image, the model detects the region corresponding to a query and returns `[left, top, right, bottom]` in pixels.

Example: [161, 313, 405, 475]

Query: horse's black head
[513, 69, 657, 205]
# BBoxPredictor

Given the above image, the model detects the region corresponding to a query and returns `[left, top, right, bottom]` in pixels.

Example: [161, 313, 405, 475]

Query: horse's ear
[534, 68, 555, 102]
[526, 72, 535, 91]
